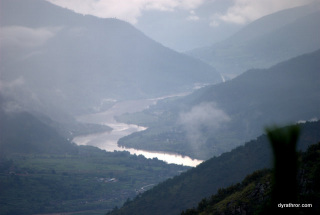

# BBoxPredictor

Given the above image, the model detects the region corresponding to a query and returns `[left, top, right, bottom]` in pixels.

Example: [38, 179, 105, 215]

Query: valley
[116, 50, 320, 160]
[1, 1, 320, 215]
[73, 98, 203, 167]
[0, 148, 189, 214]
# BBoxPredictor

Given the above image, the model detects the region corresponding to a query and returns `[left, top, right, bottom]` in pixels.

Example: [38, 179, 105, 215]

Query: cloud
[179, 102, 230, 145]
[0, 77, 25, 89]
[209, 13, 221, 27]
[0, 77, 27, 113]
[0, 77, 25, 104]
[211, 0, 316, 26]
[45, 0, 317, 28]
[46, 0, 204, 24]
[187, 10, 200, 21]
[0, 26, 60, 48]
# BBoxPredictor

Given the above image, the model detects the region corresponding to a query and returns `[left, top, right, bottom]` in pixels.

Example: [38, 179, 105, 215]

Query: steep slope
[118, 50, 320, 159]
[181, 142, 320, 215]
[188, 2, 320, 79]
[108, 121, 320, 215]
[0, 109, 78, 156]
[0, 0, 221, 118]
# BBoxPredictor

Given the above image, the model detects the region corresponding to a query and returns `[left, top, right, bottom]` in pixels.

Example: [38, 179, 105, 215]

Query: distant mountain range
[117, 50, 320, 160]
[188, 2, 320, 79]
[0, 0, 221, 119]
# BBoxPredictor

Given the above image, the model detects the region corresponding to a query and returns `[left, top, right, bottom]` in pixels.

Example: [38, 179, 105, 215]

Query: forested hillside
[108, 121, 320, 215]
[181, 142, 320, 215]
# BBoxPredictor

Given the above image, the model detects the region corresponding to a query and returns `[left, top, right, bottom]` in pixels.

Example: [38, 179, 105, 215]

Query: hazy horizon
[46, 0, 318, 51]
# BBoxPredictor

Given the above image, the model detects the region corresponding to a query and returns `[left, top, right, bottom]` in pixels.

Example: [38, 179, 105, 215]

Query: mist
[0, 0, 221, 120]
[1, 0, 320, 214]
[179, 102, 230, 146]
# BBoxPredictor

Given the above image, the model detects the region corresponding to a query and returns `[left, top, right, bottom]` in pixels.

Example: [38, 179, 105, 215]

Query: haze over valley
[1, 0, 320, 214]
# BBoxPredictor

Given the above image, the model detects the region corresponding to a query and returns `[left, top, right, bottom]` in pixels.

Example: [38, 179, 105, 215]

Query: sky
[46, 0, 317, 51]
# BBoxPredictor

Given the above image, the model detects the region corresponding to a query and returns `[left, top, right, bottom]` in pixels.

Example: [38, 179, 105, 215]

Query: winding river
[73, 98, 203, 167]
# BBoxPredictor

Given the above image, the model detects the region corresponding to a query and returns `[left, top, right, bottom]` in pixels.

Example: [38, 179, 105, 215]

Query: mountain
[188, 2, 320, 79]
[0, 109, 78, 157]
[0, 95, 79, 156]
[182, 143, 320, 215]
[135, 1, 241, 52]
[0, 0, 221, 118]
[117, 49, 320, 160]
[107, 121, 320, 215]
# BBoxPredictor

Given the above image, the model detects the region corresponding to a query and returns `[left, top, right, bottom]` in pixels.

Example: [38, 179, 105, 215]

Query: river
[73, 98, 203, 167]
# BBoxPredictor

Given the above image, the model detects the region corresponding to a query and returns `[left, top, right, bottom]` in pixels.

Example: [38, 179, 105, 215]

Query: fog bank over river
[73, 97, 203, 167]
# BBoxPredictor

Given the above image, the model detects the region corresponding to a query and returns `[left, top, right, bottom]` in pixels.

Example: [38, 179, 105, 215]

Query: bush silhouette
[265, 125, 300, 213]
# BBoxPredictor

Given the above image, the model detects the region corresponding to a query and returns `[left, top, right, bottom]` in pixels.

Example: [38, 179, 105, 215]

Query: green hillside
[107, 121, 320, 215]
[181, 142, 320, 215]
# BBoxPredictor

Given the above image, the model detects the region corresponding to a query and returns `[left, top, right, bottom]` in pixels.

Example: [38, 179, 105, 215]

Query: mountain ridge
[117, 49, 320, 160]
[0, 0, 221, 120]
[188, 2, 320, 78]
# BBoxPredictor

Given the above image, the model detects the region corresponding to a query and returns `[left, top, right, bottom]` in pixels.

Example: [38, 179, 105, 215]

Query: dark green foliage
[181, 169, 272, 215]
[0, 147, 188, 215]
[297, 143, 320, 213]
[181, 142, 320, 215]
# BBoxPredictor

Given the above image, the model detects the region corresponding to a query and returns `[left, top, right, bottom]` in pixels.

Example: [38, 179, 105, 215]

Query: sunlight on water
[73, 123, 203, 167]
[73, 98, 203, 167]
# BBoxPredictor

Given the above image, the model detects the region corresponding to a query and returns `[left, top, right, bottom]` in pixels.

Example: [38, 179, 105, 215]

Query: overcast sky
[46, 0, 318, 51]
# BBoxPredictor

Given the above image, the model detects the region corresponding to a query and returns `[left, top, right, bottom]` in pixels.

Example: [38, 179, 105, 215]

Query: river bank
[73, 98, 203, 167]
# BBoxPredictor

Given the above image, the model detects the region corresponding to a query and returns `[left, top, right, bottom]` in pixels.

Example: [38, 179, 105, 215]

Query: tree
[265, 125, 300, 214]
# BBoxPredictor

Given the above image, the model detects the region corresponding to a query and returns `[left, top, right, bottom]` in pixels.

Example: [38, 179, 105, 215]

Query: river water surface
[73, 98, 203, 167]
